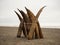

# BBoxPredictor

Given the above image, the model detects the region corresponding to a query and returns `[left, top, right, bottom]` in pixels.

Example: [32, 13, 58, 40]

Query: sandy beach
[0, 26, 60, 45]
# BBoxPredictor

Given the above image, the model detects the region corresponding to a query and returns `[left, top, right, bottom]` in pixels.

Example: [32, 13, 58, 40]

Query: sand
[0, 26, 60, 45]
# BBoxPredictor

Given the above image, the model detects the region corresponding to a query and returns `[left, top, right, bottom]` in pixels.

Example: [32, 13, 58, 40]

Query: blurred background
[0, 0, 60, 28]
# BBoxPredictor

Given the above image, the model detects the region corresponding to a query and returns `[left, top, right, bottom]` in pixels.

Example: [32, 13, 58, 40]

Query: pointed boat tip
[19, 10, 24, 14]
[25, 7, 28, 11]
[17, 8, 19, 10]
[43, 6, 46, 8]
[14, 10, 17, 13]
[17, 8, 21, 11]
[17, 8, 23, 13]
[20, 10, 23, 13]
[25, 7, 27, 9]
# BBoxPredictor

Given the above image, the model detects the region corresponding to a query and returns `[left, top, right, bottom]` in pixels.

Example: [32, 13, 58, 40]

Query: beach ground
[0, 27, 60, 45]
